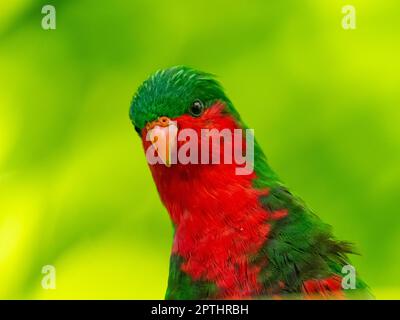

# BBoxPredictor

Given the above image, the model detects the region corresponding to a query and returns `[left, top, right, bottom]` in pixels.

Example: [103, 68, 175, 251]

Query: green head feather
[129, 66, 240, 130]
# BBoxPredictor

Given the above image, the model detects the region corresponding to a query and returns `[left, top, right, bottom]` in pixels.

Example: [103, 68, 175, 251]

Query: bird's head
[130, 66, 249, 171]
[130, 66, 240, 130]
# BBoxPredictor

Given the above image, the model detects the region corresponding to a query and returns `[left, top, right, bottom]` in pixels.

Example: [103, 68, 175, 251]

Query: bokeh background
[0, 0, 399, 299]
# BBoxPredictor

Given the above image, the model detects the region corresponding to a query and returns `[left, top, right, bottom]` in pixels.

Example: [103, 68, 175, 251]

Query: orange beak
[146, 116, 178, 167]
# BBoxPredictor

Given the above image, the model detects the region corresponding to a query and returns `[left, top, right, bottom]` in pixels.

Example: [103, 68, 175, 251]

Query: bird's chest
[153, 164, 271, 297]
[170, 197, 270, 298]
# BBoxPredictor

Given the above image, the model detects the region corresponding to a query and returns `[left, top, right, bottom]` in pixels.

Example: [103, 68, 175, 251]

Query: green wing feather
[251, 139, 370, 297]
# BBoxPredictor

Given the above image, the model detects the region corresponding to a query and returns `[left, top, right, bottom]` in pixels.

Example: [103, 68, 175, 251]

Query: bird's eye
[189, 100, 204, 117]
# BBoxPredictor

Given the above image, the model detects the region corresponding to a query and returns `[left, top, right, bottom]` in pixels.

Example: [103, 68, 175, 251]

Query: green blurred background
[0, 0, 399, 299]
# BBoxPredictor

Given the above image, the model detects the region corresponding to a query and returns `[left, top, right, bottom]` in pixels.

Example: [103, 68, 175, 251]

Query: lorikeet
[129, 66, 369, 299]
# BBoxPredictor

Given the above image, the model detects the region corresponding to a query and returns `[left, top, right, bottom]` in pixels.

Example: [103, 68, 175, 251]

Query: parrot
[129, 66, 370, 299]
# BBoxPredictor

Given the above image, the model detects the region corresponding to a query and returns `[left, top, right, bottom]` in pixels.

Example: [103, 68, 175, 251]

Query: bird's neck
[152, 162, 262, 225]
[150, 161, 271, 298]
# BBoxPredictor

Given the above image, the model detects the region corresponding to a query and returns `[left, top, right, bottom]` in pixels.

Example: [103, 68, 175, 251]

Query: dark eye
[189, 100, 204, 117]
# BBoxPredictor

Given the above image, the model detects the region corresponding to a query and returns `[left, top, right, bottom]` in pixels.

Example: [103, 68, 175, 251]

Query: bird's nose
[145, 116, 171, 131]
